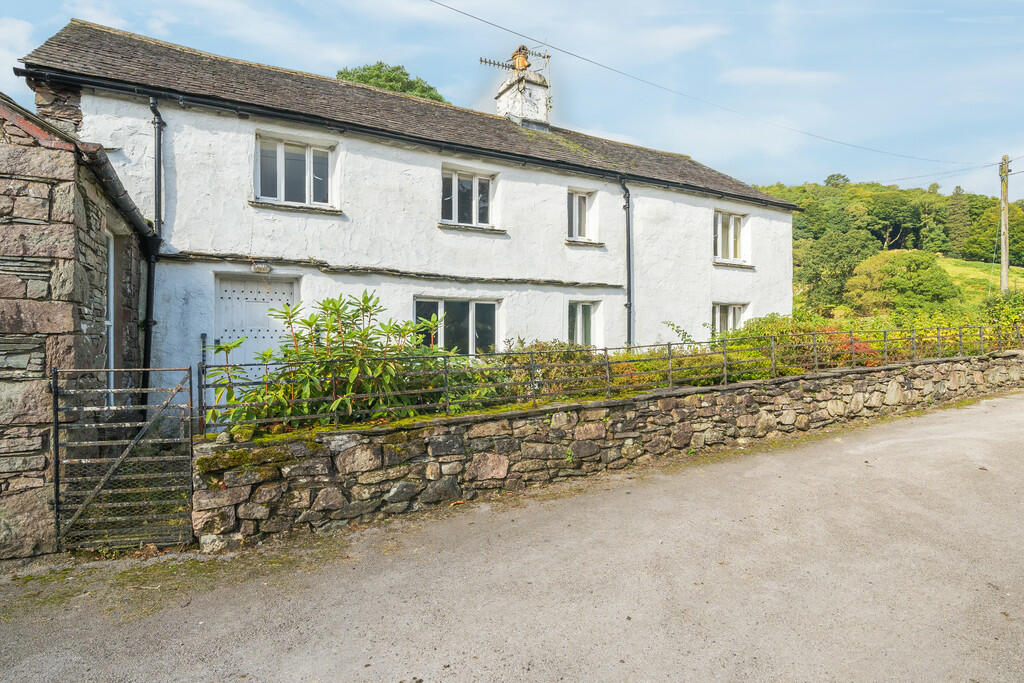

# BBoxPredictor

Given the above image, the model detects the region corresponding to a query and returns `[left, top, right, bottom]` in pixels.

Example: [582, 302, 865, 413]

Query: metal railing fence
[196, 323, 1023, 435]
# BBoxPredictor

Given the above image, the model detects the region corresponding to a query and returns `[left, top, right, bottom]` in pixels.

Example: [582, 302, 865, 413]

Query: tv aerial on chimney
[480, 45, 550, 72]
[480, 45, 552, 113]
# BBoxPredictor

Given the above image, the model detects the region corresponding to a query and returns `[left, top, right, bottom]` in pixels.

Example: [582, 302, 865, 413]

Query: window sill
[712, 259, 755, 270]
[437, 222, 508, 235]
[249, 200, 343, 216]
[565, 238, 605, 248]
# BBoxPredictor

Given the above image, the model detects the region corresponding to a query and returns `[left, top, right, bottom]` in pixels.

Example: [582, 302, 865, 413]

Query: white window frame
[255, 137, 332, 207]
[104, 230, 116, 405]
[713, 210, 746, 262]
[414, 298, 499, 355]
[567, 190, 591, 240]
[568, 301, 596, 346]
[711, 303, 746, 336]
[440, 170, 493, 226]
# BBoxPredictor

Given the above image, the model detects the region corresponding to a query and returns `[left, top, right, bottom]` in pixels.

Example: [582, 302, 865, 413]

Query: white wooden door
[214, 276, 296, 368]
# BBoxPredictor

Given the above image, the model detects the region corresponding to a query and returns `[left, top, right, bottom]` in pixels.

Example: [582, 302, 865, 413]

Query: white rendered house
[20, 23, 795, 372]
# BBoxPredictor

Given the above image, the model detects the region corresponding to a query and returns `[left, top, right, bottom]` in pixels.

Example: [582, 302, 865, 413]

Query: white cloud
[61, 0, 129, 29]
[174, 0, 364, 72]
[719, 66, 841, 86]
[644, 99, 842, 175]
[345, 0, 452, 24]
[0, 17, 35, 107]
[627, 24, 729, 61]
[653, 111, 806, 166]
[145, 9, 179, 37]
[349, 1, 727, 63]
[575, 127, 642, 146]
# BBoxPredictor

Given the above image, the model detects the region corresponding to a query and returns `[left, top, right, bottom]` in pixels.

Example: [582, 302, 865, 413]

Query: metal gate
[52, 368, 195, 550]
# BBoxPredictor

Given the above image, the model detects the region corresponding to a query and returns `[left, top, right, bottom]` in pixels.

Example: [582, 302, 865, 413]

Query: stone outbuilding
[0, 91, 155, 559]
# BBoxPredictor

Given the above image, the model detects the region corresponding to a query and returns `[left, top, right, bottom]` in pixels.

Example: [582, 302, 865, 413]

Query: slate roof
[20, 20, 795, 210]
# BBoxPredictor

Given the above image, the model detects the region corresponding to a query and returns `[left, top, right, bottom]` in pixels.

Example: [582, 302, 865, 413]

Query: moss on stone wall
[189, 353, 1024, 552]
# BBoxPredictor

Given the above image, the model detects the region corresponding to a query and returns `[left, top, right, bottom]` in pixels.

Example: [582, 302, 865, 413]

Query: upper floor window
[713, 210, 745, 261]
[567, 191, 590, 239]
[441, 171, 491, 225]
[257, 138, 331, 206]
[415, 298, 497, 355]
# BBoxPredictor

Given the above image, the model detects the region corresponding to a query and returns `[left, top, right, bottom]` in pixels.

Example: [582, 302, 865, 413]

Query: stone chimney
[26, 80, 82, 135]
[495, 45, 550, 128]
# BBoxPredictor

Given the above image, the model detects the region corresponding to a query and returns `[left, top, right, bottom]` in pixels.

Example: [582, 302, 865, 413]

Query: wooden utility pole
[1000, 154, 1011, 293]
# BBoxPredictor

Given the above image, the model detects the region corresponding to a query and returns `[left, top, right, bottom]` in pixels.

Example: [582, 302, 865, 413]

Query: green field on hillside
[937, 256, 1024, 306]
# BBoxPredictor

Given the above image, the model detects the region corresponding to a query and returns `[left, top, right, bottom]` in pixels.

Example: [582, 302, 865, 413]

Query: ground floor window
[712, 303, 745, 336]
[568, 301, 594, 346]
[414, 299, 497, 355]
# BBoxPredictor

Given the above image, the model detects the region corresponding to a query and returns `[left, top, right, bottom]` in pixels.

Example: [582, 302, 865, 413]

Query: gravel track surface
[2, 394, 1023, 681]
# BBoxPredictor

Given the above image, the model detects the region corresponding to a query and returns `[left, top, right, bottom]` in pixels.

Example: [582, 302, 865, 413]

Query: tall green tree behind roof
[337, 62, 449, 103]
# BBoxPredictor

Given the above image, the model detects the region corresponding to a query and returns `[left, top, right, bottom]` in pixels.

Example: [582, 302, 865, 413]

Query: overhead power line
[881, 161, 1014, 185]
[884, 162, 1001, 183]
[427, 0, 981, 165]
[885, 153, 1024, 184]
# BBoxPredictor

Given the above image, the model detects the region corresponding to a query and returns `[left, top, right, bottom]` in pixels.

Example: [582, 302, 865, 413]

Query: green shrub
[843, 250, 961, 316]
[983, 291, 1024, 327]
[204, 291, 498, 431]
[499, 338, 605, 400]
[204, 290, 1022, 437]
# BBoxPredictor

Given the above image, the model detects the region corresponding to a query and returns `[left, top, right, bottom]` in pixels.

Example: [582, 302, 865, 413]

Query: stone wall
[192, 352, 1024, 551]
[0, 98, 146, 559]
[30, 82, 82, 136]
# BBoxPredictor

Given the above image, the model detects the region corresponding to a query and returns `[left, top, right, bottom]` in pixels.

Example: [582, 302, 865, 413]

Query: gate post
[196, 361, 206, 434]
[443, 356, 451, 415]
[721, 338, 729, 385]
[667, 342, 674, 388]
[50, 368, 61, 549]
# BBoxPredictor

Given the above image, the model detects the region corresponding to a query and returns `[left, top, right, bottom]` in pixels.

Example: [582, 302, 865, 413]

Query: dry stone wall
[192, 352, 1024, 551]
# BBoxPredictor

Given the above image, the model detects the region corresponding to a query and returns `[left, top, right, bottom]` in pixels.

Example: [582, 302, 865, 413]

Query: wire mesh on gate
[53, 368, 194, 550]
[197, 323, 1024, 436]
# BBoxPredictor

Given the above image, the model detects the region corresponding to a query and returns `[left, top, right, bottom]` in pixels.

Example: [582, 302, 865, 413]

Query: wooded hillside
[758, 175, 1024, 316]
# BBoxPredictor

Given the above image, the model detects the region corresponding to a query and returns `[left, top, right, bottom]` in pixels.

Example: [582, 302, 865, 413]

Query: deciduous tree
[946, 186, 972, 257]
[960, 204, 1024, 266]
[798, 227, 880, 315]
[337, 62, 448, 103]
[843, 250, 960, 315]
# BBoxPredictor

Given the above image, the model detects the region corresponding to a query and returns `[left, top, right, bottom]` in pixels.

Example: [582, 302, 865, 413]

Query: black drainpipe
[142, 97, 165, 393]
[619, 177, 634, 346]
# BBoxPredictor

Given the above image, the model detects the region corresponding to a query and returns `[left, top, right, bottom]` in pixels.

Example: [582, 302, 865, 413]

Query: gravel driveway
[2, 393, 1024, 681]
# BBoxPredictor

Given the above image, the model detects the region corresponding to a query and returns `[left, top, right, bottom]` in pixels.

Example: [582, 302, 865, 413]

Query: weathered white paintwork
[75, 90, 792, 372]
[495, 70, 550, 125]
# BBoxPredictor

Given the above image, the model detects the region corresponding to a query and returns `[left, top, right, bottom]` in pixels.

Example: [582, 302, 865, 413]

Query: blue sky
[2, 1, 1022, 199]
